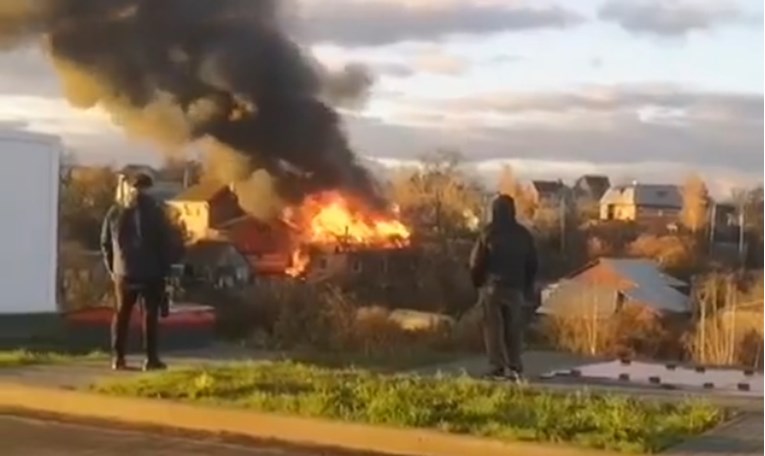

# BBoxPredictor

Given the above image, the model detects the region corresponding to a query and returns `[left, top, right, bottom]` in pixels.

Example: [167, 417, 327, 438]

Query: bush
[543, 305, 683, 359]
[208, 280, 462, 364]
[627, 234, 698, 275]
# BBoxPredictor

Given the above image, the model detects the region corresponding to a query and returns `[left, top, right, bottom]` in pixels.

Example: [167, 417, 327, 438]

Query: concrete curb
[0, 381, 619, 456]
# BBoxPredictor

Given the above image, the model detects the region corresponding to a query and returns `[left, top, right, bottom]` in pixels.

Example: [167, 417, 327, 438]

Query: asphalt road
[0, 413, 344, 456]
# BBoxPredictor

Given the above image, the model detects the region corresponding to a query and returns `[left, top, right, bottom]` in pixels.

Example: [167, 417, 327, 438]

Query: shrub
[209, 280, 461, 362]
[627, 234, 698, 275]
[542, 305, 683, 359]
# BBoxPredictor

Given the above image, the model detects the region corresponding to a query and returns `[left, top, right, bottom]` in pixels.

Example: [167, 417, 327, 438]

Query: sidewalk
[666, 413, 763, 456]
[415, 353, 764, 412]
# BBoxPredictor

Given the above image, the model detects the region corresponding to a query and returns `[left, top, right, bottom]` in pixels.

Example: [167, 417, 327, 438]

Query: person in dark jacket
[101, 172, 175, 371]
[469, 194, 538, 381]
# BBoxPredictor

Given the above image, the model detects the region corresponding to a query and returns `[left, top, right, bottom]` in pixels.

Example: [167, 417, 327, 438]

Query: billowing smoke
[1, 0, 385, 211]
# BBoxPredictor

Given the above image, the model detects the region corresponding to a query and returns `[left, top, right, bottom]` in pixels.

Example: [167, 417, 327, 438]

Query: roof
[119, 164, 157, 178]
[171, 180, 229, 202]
[146, 181, 184, 203]
[600, 183, 682, 208]
[539, 281, 620, 317]
[532, 180, 566, 196]
[568, 258, 690, 313]
[0, 127, 62, 147]
[575, 175, 611, 199]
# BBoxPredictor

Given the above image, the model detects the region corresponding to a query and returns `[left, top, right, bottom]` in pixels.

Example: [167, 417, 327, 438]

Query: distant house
[711, 202, 740, 229]
[573, 175, 611, 202]
[599, 183, 682, 223]
[539, 258, 690, 318]
[167, 180, 244, 241]
[181, 240, 251, 289]
[530, 180, 569, 206]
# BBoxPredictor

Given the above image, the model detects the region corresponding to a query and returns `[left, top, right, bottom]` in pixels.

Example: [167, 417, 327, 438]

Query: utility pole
[708, 202, 716, 247]
[738, 203, 746, 268]
[559, 195, 566, 255]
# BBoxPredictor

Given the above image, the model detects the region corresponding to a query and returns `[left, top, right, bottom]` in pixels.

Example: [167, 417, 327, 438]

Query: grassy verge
[0, 350, 105, 368]
[92, 361, 724, 453]
[285, 348, 464, 372]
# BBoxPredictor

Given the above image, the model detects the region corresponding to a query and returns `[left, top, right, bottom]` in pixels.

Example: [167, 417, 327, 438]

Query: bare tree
[390, 150, 483, 237]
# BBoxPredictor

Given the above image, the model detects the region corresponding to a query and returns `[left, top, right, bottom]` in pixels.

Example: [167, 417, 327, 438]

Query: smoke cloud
[1, 0, 385, 210]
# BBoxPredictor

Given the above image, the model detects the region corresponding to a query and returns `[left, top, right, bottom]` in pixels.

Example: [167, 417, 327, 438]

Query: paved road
[0, 414, 339, 456]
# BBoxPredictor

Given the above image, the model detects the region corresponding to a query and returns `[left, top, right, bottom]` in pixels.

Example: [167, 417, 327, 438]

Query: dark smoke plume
[1, 0, 384, 208]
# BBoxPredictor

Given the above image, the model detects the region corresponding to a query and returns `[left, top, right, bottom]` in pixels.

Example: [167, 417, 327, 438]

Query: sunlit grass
[0, 350, 106, 368]
[93, 361, 726, 453]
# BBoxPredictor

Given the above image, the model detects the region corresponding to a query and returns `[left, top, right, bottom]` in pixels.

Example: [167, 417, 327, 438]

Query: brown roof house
[539, 258, 690, 318]
[167, 180, 244, 241]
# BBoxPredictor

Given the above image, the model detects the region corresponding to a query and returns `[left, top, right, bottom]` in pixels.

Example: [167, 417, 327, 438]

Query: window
[352, 260, 362, 273]
[317, 258, 328, 270]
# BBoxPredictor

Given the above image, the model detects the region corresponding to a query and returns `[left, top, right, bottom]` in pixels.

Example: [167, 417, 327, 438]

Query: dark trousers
[479, 284, 526, 373]
[112, 278, 164, 360]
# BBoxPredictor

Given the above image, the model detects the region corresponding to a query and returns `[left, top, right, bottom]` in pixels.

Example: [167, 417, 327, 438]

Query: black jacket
[469, 195, 538, 292]
[101, 194, 176, 282]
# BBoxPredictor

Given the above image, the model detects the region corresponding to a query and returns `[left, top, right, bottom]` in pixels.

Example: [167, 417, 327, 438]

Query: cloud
[344, 85, 764, 178]
[412, 50, 469, 75]
[373, 62, 415, 78]
[0, 45, 61, 96]
[292, 0, 583, 46]
[598, 0, 753, 36]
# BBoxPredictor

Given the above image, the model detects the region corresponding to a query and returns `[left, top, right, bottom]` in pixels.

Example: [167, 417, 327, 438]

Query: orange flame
[283, 191, 411, 277]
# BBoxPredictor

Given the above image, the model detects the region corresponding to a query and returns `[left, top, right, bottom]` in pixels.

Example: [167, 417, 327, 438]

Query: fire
[283, 191, 411, 277]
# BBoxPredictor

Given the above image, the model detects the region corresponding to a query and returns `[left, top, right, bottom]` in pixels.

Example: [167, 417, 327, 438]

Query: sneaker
[143, 359, 167, 371]
[506, 369, 525, 384]
[111, 357, 127, 371]
[483, 367, 509, 380]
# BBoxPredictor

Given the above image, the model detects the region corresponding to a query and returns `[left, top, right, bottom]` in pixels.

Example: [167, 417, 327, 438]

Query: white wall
[0, 130, 60, 314]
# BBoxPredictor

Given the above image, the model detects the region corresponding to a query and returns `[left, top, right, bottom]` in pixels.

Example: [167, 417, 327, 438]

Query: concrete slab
[545, 360, 763, 396]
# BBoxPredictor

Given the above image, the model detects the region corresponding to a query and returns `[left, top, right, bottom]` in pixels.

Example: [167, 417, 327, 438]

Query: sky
[0, 0, 762, 196]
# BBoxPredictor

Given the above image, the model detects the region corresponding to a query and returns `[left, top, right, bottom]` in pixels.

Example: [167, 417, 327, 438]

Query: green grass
[92, 362, 725, 453]
[0, 350, 106, 368]
[286, 348, 463, 372]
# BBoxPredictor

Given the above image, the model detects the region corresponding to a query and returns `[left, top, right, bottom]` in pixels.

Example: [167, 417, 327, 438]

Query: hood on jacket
[490, 194, 517, 228]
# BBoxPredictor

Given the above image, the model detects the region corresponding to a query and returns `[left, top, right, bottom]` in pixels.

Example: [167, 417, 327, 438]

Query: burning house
[2, 1, 414, 277]
[168, 184, 413, 279]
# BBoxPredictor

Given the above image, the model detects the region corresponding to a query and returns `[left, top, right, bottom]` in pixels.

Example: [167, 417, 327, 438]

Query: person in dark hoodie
[469, 194, 538, 381]
[101, 172, 176, 371]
